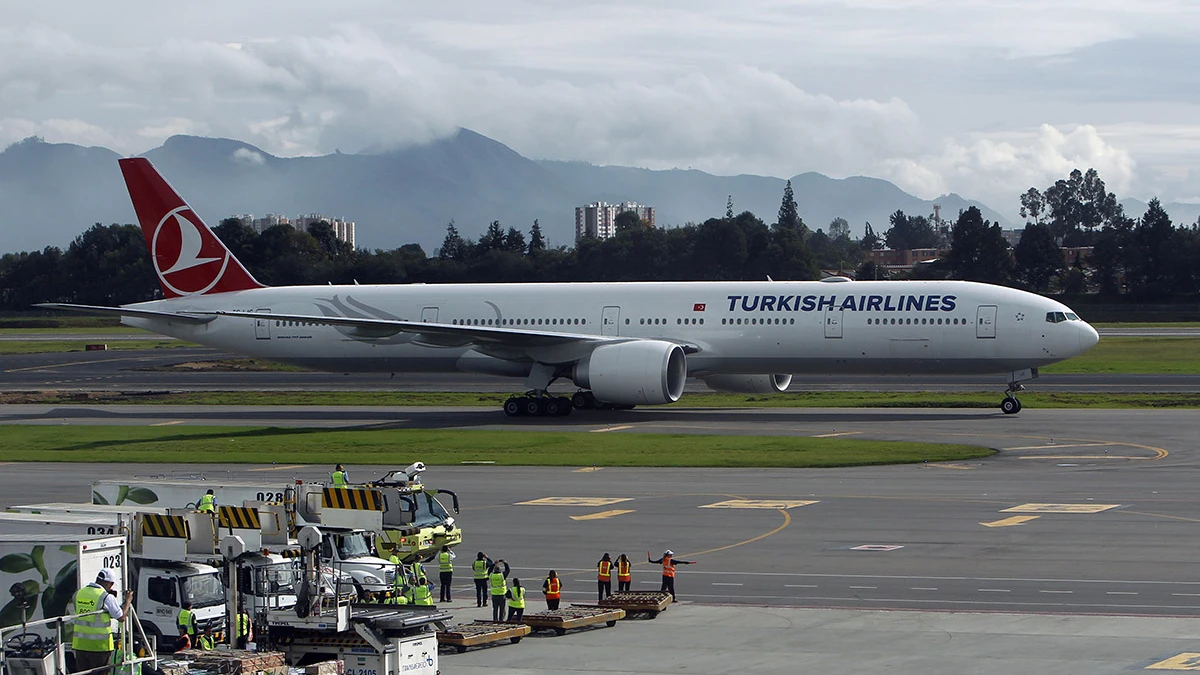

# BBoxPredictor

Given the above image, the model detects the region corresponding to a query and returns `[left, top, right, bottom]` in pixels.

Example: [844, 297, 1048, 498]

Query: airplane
[38, 158, 1100, 417]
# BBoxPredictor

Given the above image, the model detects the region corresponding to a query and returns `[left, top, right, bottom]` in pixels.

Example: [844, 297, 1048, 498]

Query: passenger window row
[453, 318, 586, 327]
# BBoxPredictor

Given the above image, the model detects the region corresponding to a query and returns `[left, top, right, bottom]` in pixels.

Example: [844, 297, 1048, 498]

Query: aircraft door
[824, 309, 843, 338]
[421, 307, 439, 323]
[254, 309, 271, 340]
[602, 306, 621, 336]
[976, 305, 997, 338]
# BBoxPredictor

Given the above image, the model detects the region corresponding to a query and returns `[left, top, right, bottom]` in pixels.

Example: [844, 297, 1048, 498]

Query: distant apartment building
[231, 213, 355, 247]
[574, 201, 656, 241]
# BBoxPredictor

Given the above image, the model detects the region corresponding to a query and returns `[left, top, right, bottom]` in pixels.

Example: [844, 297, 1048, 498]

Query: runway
[5, 346, 1200, 393]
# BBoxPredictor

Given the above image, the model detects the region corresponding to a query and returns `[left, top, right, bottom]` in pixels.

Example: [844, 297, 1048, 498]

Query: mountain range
[0, 129, 1017, 254]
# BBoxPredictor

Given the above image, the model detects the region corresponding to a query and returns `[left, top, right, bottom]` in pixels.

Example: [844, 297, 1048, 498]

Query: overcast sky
[4, 0, 1200, 218]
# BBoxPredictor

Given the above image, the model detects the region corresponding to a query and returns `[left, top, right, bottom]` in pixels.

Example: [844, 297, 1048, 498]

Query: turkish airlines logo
[152, 207, 229, 296]
[693, 303, 706, 312]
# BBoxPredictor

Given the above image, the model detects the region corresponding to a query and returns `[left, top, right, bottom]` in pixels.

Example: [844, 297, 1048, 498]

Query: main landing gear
[503, 392, 573, 417]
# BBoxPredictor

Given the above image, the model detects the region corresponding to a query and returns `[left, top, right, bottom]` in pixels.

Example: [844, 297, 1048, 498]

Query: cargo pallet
[437, 620, 531, 653]
[520, 607, 626, 636]
[590, 591, 673, 617]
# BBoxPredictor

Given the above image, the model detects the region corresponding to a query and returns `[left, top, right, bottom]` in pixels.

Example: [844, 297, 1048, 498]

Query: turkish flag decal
[693, 303, 706, 311]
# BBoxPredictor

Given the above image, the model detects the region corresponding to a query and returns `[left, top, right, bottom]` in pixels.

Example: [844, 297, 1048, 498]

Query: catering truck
[0, 534, 127, 640]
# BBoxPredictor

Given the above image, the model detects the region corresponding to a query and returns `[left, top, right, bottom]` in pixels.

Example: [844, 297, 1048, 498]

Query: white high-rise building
[574, 202, 655, 241]
[232, 213, 355, 247]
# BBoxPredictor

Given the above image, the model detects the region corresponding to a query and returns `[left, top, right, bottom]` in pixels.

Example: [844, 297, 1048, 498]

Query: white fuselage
[123, 279, 1098, 380]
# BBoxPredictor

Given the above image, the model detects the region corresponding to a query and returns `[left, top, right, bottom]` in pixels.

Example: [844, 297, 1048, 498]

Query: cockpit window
[1045, 312, 1068, 323]
[1065, 313, 1079, 321]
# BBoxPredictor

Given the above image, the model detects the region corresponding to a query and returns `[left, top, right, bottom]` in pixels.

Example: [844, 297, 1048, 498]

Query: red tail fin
[120, 157, 264, 298]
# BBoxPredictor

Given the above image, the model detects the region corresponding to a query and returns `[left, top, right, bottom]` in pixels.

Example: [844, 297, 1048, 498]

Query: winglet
[119, 157, 264, 298]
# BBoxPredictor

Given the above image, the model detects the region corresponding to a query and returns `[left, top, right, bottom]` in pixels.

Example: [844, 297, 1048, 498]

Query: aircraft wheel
[1000, 397, 1020, 415]
[523, 397, 541, 416]
[572, 391, 595, 410]
[503, 398, 523, 417]
[543, 397, 562, 416]
[556, 397, 573, 416]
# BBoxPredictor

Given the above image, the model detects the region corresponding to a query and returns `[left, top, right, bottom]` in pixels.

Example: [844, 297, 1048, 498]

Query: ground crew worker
[331, 464, 349, 487]
[505, 578, 526, 622]
[412, 577, 434, 606]
[197, 489, 217, 514]
[597, 552, 613, 601]
[542, 571, 562, 610]
[488, 559, 510, 621]
[647, 549, 696, 600]
[410, 558, 427, 588]
[437, 545, 455, 603]
[72, 568, 132, 675]
[173, 626, 191, 652]
[176, 601, 196, 638]
[384, 544, 401, 565]
[235, 609, 252, 650]
[197, 625, 216, 651]
[616, 553, 632, 593]
[472, 552, 492, 607]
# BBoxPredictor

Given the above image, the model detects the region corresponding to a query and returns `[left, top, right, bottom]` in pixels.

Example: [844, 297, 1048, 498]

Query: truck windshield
[413, 493, 450, 528]
[180, 573, 225, 608]
[335, 533, 373, 560]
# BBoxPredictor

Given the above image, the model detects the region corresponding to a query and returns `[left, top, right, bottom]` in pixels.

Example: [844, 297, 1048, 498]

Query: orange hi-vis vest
[598, 560, 612, 581]
[545, 578, 561, 599]
[617, 560, 631, 582]
[662, 555, 675, 578]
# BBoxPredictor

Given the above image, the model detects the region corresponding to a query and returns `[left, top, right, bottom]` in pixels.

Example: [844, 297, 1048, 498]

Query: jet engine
[572, 340, 687, 406]
[702, 373, 793, 394]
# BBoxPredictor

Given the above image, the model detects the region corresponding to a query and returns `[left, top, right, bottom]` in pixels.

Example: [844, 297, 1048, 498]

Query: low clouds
[4, 1, 1200, 216]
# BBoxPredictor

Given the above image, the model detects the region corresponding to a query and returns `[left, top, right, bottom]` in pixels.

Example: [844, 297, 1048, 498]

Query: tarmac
[437, 599, 1200, 674]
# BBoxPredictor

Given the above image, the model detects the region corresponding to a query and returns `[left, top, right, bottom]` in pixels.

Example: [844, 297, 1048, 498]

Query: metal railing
[1, 609, 157, 675]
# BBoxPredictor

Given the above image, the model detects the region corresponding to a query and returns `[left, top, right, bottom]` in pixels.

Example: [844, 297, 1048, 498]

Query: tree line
[3, 171, 1199, 312]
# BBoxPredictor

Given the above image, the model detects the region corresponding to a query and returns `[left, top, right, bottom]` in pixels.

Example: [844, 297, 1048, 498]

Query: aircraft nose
[1079, 322, 1099, 352]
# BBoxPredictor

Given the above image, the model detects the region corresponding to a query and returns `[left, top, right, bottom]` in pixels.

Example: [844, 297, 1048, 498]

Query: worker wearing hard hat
[647, 549, 696, 600]
[488, 558, 511, 621]
[71, 568, 133, 675]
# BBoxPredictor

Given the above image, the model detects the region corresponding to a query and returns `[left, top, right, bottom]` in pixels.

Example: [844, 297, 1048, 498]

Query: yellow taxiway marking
[572, 467, 603, 473]
[925, 463, 975, 470]
[591, 425, 633, 433]
[1003, 442, 1113, 451]
[700, 499, 818, 510]
[1147, 653, 1200, 670]
[980, 515, 1040, 528]
[569, 509, 635, 521]
[1019, 455, 1146, 460]
[247, 464, 307, 472]
[3, 356, 142, 373]
[812, 431, 862, 438]
[150, 420, 185, 427]
[1001, 503, 1120, 514]
[516, 497, 634, 507]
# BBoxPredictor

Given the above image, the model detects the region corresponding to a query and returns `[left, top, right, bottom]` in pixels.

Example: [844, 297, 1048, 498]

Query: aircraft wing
[34, 303, 217, 325]
[201, 310, 700, 364]
[205, 309, 606, 347]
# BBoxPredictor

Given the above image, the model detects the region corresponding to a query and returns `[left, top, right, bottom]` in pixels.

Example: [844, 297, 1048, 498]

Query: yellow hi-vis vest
[197, 493, 216, 513]
[472, 559, 488, 579]
[331, 470, 348, 487]
[236, 612, 250, 638]
[177, 608, 195, 635]
[489, 571, 507, 596]
[438, 551, 452, 572]
[412, 584, 433, 606]
[507, 586, 525, 609]
[72, 585, 114, 652]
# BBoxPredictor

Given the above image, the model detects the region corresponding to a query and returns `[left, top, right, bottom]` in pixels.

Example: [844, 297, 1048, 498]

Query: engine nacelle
[702, 373, 793, 394]
[573, 340, 687, 406]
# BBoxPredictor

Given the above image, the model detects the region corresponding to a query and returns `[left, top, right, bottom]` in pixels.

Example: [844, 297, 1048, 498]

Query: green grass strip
[0, 426, 993, 467]
[0, 340, 193, 354]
